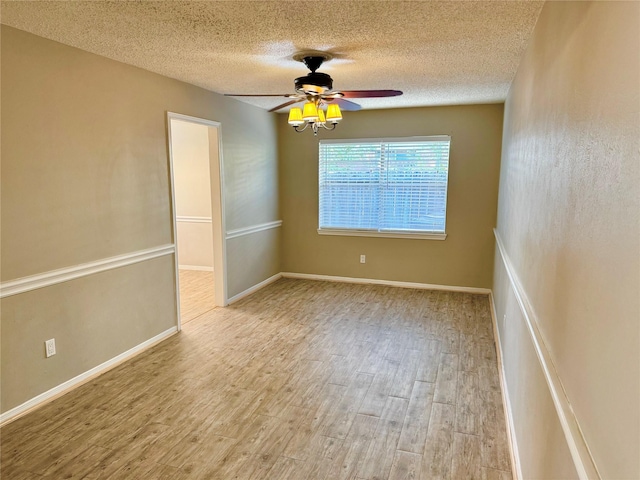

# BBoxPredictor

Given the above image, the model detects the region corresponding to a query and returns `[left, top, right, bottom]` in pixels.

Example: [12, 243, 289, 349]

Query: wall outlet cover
[45, 338, 56, 357]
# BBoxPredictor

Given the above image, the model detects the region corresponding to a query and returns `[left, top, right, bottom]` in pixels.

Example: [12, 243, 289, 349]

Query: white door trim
[167, 112, 228, 331]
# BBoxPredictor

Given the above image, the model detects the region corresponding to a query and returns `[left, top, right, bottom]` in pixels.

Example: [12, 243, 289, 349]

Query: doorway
[167, 113, 227, 329]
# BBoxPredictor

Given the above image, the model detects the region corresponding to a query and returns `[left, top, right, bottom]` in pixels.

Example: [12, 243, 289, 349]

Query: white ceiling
[1, 0, 544, 111]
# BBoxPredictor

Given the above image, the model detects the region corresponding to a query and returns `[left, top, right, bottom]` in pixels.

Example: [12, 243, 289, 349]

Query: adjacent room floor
[1, 279, 512, 479]
[179, 269, 216, 324]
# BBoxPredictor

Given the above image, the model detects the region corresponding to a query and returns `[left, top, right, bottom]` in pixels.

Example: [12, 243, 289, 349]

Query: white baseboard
[280, 272, 492, 294]
[0, 326, 178, 426]
[178, 265, 214, 272]
[225, 271, 490, 307]
[489, 292, 522, 480]
[227, 273, 283, 305]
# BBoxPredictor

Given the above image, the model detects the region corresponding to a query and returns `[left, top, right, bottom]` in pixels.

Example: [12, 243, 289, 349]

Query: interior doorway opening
[168, 113, 227, 329]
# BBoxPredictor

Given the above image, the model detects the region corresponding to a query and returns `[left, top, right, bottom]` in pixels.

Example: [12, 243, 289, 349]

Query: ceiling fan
[225, 52, 402, 134]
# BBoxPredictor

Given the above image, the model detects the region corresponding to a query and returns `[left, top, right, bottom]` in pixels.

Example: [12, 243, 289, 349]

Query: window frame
[317, 135, 451, 240]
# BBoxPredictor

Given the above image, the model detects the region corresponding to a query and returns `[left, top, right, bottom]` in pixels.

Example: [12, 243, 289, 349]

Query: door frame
[167, 112, 228, 330]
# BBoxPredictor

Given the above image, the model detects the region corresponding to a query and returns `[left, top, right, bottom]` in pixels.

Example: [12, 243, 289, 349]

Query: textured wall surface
[1, 26, 279, 412]
[279, 104, 503, 289]
[494, 2, 640, 478]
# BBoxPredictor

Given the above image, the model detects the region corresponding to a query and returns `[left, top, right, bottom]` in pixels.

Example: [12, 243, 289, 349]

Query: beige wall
[1, 26, 279, 413]
[493, 255, 579, 479]
[172, 119, 214, 269]
[493, 2, 639, 478]
[176, 222, 214, 269]
[1, 256, 177, 411]
[172, 120, 212, 219]
[279, 104, 503, 289]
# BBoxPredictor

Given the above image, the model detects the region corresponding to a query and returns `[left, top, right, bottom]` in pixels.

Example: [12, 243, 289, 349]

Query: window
[318, 136, 450, 239]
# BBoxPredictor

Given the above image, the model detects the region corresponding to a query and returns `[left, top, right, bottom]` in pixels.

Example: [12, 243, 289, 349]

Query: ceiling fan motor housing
[295, 72, 333, 95]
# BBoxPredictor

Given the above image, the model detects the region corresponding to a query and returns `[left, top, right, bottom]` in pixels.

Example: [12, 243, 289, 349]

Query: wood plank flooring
[179, 269, 216, 324]
[1, 279, 512, 479]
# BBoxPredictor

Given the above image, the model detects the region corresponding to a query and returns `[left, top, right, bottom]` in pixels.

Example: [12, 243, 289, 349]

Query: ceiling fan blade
[269, 98, 304, 113]
[339, 90, 403, 98]
[331, 98, 362, 111]
[225, 93, 291, 97]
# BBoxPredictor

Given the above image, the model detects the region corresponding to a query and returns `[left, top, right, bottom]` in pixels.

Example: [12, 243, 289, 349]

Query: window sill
[317, 229, 447, 241]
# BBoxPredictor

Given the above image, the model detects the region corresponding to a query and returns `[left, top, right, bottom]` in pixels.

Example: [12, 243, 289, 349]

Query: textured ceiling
[1, 1, 544, 111]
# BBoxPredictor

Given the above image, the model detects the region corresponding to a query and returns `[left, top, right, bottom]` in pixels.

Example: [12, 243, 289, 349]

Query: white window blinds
[319, 136, 450, 234]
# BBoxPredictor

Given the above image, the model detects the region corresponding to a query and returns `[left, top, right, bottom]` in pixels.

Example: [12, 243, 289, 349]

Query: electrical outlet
[45, 338, 56, 358]
[360, 254, 366, 264]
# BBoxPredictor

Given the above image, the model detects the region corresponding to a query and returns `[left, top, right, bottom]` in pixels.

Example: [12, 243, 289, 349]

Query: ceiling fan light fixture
[225, 52, 402, 136]
[288, 107, 304, 126]
[326, 104, 342, 123]
[302, 101, 319, 121]
[290, 102, 340, 136]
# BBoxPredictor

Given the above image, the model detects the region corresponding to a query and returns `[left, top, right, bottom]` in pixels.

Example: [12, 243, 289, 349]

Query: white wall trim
[227, 273, 283, 305]
[0, 326, 178, 426]
[226, 220, 283, 240]
[281, 272, 491, 294]
[176, 215, 212, 223]
[489, 292, 522, 480]
[0, 244, 175, 299]
[493, 229, 600, 479]
[226, 271, 490, 307]
[178, 265, 214, 272]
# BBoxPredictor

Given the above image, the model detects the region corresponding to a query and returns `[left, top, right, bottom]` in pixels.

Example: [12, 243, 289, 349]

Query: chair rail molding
[493, 228, 600, 480]
[226, 220, 282, 240]
[176, 216, 212, 223]
[0, 244, 175, 298]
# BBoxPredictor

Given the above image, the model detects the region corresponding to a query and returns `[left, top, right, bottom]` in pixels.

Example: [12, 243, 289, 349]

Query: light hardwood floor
[1, 279, 512, 479]
[179, 269, 216, 324]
